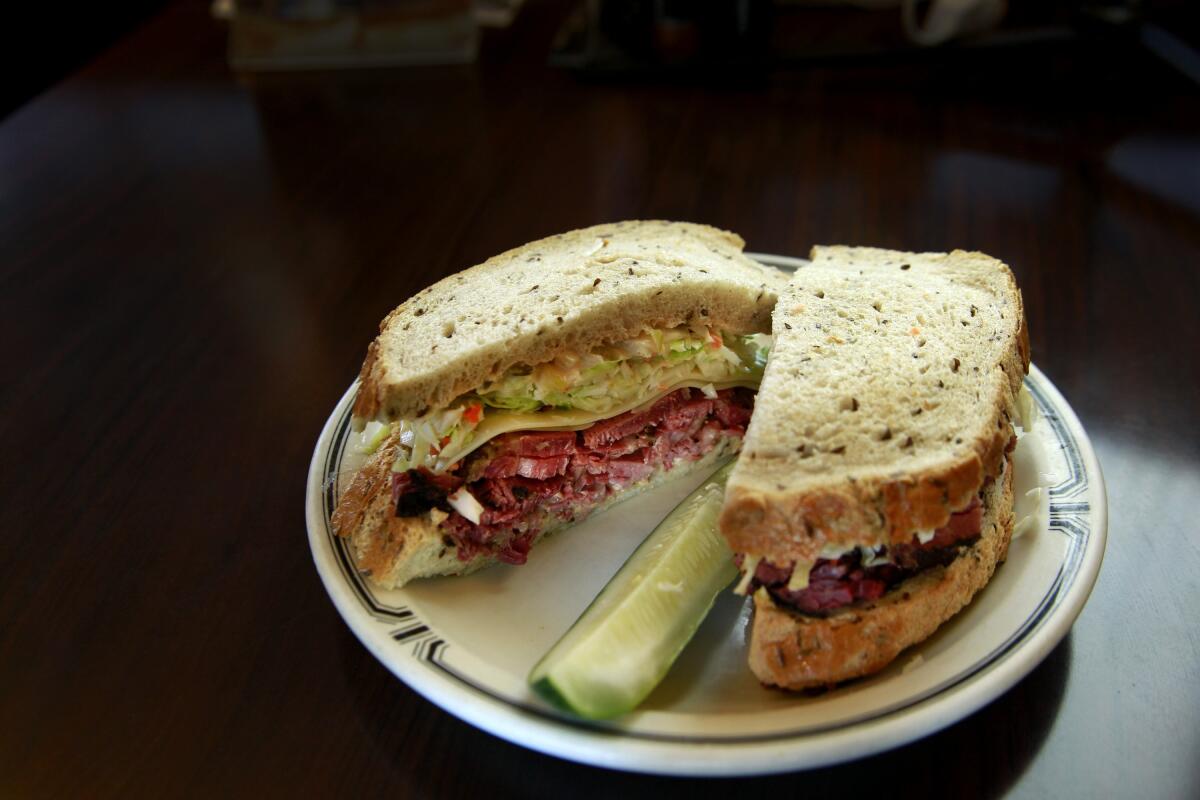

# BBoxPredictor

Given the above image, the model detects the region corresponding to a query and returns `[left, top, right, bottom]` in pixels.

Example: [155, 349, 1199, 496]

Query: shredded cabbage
[390, 404, 481, 473]
[472, 328, 768, 416]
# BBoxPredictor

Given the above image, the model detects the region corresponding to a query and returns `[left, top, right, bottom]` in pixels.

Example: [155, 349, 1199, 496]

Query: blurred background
[6, 0, 1199, 118]
[3, 3, 1199, 797]
[4, 0, 1198, 434]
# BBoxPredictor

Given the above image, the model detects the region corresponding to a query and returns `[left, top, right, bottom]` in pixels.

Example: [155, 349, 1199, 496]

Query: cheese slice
[732, 555, 761, 595]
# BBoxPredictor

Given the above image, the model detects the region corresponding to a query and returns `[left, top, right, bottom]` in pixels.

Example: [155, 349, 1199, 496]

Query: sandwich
[333, 221, 788, 589]
[719, 246, 1029, 689]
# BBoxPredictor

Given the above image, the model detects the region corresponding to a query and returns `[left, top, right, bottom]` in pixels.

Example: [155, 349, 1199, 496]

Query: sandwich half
[719, 246, 1029, 689]
[333, 221, 788, 589]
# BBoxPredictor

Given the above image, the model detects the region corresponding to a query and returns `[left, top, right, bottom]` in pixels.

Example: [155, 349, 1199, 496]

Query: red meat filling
[392, 387, 754, 565]
[741, 496, 985, 616]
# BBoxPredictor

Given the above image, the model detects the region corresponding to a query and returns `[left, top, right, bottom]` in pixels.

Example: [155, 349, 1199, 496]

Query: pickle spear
[528, 461, 737, 719]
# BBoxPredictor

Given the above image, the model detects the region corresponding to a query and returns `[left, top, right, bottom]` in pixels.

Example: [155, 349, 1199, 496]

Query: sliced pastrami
[513, 430, 577, 457]
[483, 454, 573, 481]
[425, 387, 754, 565]
[744, 497, 985, 616]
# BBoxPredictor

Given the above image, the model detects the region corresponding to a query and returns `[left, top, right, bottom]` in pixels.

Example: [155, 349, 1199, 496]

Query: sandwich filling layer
[392, 387, 755, 566]
[365, 326, 769, 475]
[736, 467, 1006, 617]
[347, 324, 768, 570]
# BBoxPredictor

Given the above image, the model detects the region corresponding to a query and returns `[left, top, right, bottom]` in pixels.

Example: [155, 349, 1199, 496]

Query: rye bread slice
[721, 247, 1029, 566]
[353, 221, 787, 422]
[747, 457, 1015, 689]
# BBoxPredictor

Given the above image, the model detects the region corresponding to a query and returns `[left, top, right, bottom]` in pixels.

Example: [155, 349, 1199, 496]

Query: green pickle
[528, 461, 738, 719]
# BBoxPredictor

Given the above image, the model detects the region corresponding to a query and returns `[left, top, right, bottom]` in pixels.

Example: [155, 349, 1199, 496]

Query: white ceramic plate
[306, 253, 1107, 776]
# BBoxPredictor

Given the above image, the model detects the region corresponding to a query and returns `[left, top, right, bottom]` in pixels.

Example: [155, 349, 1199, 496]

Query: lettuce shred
[472, 328, 768, 415]
[382, 326, 770, 473]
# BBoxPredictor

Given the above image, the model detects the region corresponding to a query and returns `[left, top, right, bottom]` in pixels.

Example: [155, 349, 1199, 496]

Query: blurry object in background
[899, 0, 1008, 46]
[553, 0, 774, 73]
[474, 0, 527, 27]
[803, 0, 1009, 46]
[551, 0, 1173, 75]
[1141, 20, 1200, 84]
[214, 0, 523, 70]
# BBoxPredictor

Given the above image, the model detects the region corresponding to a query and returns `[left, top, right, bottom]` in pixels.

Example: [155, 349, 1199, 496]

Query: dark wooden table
[3, 2, 1198, 797]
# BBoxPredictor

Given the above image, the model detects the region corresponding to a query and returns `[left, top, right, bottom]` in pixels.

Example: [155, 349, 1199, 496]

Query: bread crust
[331, 432, 492, 587]
[747, 458, 1015, 689]
[720, 247, 1029, 565]
[352, 221, 787, 422]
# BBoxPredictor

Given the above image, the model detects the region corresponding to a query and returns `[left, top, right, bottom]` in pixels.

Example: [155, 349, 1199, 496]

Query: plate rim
[306, 253, 1107, 775]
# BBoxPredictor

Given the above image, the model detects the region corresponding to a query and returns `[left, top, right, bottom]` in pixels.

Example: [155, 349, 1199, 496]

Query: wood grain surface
[2, 1, 1197, 797]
